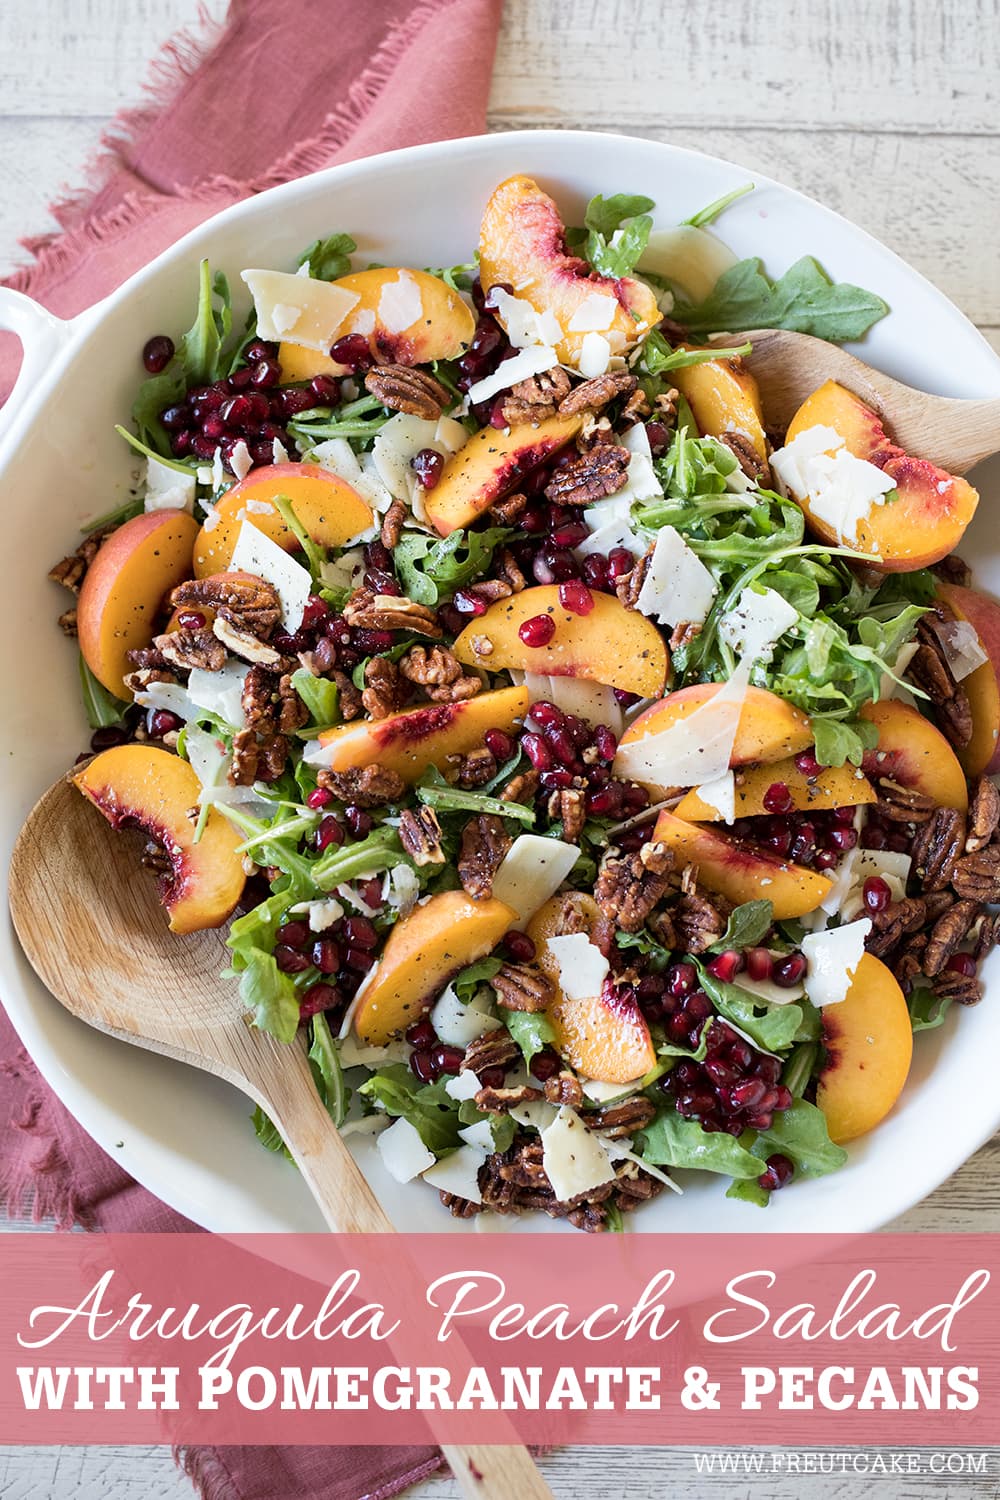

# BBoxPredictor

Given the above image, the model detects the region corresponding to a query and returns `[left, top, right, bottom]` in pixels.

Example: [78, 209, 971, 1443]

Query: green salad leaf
[358, 1065, 461, 1153]
[290, 668, 340, 729]
[309, 1014, 349, 1127]
[297, 232, 357, 281]
[637, 1109, 763, 1179]
[453, 955, 504, 1004]
[78, 654, 129, 729]
[714, 900, 774, 953]
[682, 182, 754, 229]
[908, 987, 953, 1032]
[751, 1099, 847, 1176]
[568, 192, 655, 279]
[393, 527, 512, 607]
[239, 950, 300, 1044]
[251, 1105, 293, 1159]
[505, 1009, 557, 1067]
[699, 968, 804, 1053]
[673, 255, 889, 342]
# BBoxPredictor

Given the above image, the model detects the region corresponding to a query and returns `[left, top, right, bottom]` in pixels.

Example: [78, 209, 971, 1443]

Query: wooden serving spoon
[711, 327, 1000, 473]
[8, 777, 554, 1500]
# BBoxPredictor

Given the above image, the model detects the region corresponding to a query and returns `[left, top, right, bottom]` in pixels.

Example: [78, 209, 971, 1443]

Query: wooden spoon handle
[242, 1037, 555, 1499]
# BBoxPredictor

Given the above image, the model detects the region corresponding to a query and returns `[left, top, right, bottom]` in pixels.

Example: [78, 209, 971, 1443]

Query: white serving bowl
[2, 130, 999, 1235]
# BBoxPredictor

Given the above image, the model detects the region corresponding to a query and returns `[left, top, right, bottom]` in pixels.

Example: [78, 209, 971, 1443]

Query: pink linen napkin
[1, 1, 502, 1494]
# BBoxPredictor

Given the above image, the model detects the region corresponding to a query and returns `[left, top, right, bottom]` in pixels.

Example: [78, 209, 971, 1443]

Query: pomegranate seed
[312, 939, 341, 974]
[478, 1065, 507, 1089]
[220, 394, 253, 427]
[520, 505, 549, 533]
[175, 610, 206, 630]
[614, 688, 640, 708]
[707, 950, 743, 983]
[763, 781, 793, 814]
[228, 366, 253, 390]
[758, 1154, 795, 1192]
[815, 849, 840, 870]
[529, 1049, 561, 1082]
[704, 1057, 737, 1087]
[623, 783, 649, 812]
[607, 548, 634, 580]
[411, 448, 445, 490]
[772, 1086, 793, 1111]
[594, 724, 618, 762]
[946, 951, 977, 977]
[550, 522, 588, 548]
[244, 339, 272, 364]
[887, 830, 912, 853]
[828, 826, 858, 852]
[484, 281, 514, 309]
[409, 1049, 437, 1082]
[276, 387, 317, 418]
[729, 1078, 766, 1110]
[667, 963, 697, 998]
[405, 1016, 437, 1048]
[766, 825, 793, 858]
[90, 727, 129, 752]
[344, 947, 374, 972]
[299, 983, 342, 1019]
[582, 554, 611, 590]
[503, 931, 536, 963]
[431, 1044, 465, 1076]
[149, 709, 181, 738]
[794, 749, 822, 778]
[344, 916, 377, 949]
[345, 806, 373, 837]
[774, 953, 807, 987]
[170, 430, 193, 456]
[306, 373, 340, 404]
[306, 787, 334, 809]
[745, 947, 774, 981]
[521, 732, 553, 770]
[453, 589, 488, 617]
[275, 944, 311, 974]
[248, 358, 280, 389]
[301, 595, 330, 630]
[791, 823, 817, 864]
[754, 1055, 782, 1084]
[684, 992, 712, 1024]
[645, 420, 670, 455]
[558, 579, 595, 616]
[834, 804, 858, 824]
[484, 727, 514, 760]
[586, 785, 624, 817]
[547, 727, 578, 765]
[862, 875, 892, 913]
[330, 333, 373, 371]
[142, 335, 174, 373]
[314, 816, 345, 851]
[528, 700, 562, 729]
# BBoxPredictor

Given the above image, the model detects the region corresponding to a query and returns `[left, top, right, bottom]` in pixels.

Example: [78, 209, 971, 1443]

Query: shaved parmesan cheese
[134, 678, 195, 723]
[489, 288, 562, 349]
[833, 847, 913, 921]
[490, 833, 580, 927]
[514, 670, 624, 737]
[694, 770, 735, 824]
[422, 1145, 486, 1204]
[568, 292, 618, 332]
[187, 662, 249, 727]
[718, 586, 798, 662]
[372, 413, 439, 499]
[303, 897, 345, 933]
[576, 332, 612, 378]
[769, 425, 845, 495]
[581, 1078, 640, 1104]
[445, 1070, 483, 1101]
[349, 307, 376, 337]
[320, 546, 365, 594]
[230, 440, 253, 482]
[771, 424, 895, 546]
[466, 345, 559, 406]
[509, 1098, 559, 1132]
[241, 268, 360, 351]
[613, 665, 749, 787]
[802, 918, 872, 1007]
[144, 455, 195, 513]
[430, 985, 501, 1048]
[540, 1106, 617, 1202]
[880, 641, 919, 702]
[738, 971, 804, 1005]
[376, 270, 423, 334]
[600, 1138, 683, 1194]
[544, 933, 609, 1001]
[377, 1117, 435, 1182]
[458, 1120, 496, 1153]
[385, 864, 421, 916]
[634, 524, 717, 627]
[338, 1033, 408, 1069]
[229, 520, 311, 631]
[576, 517, 645, 560]
[272, 437, 289, 464]
[938, 619, 988, 681]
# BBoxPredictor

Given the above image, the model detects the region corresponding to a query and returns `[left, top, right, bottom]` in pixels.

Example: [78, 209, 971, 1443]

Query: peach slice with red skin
[353, 889, 515, 1045]
[73, 746, 245, 933]
[816, 953, 913, 1144]
[313, 685, 529, 784]
[671, 352, 768, 462]
[452, 584, 668, 699]
[860, 699, 968, 812]
[78, 509, 200, 698]
[193, 463, 373, 577]
[652, 809, 833, 919]
[674, 756, 876, 821]
[784, 381, 978, 571]
[423, 414, 583, 536]
[527, 892, 656, 1084]
[936, 582, 1000, 775]
[278, 267, 476, 383]
[478, 176, 661, 367]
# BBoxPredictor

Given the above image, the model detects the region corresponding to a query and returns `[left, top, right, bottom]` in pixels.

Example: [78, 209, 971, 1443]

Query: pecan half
[343, 589, 442, 637]
[974, 910, 1000, 962]
[875, 779, 936, 824]
[719, 431, 771, 486]
[172, 574, 281, 634]
[230, 727, 261, 786]
[932, 554, 972, 589]
[867, 897, 927, 959]
[398, 806, 445, 866]
[491, 963, 553, 1013]
[501, 367, 572, 427]
[400, 643, 481, 700]
[500, 768, 540, 804]
[461, 1029, 520, 1076]
[543, 1072, 585, 1108]
[669, 620, 703, 652]
[584, 1096, 657, 1138]
[557, 369, 638, 418]
[932, 969, 982, 1006]
[474, 1084, 543, 1114]
[380, 499, 407, 550]
[331, 668, 363, 721]
[951, 845, 1000, 902]
[615, 547, 652, 609]
[361, 656, 406, 719]
[277, 672, 309, 734]
[908, 621, 973, 748]
[315, 764, 406, 807]
[893, 933, 928, 994]
[212, 614, 284, 666]
[58, 607, 78, 636]
[550, 786, 586, 842]
[923, 898, 982, 977]
[438, 1191, 481, 1218]
[154, 628, 227, 673]
[364, 364, 450, 419]
[595, 841, 673, 933]
[966, 776, 1000, 853]
[912, 806, 966, 891]
[675, 889, 730, 953]
[495, 548, 527, 592]
[454, 747, 497, 787]
[458, 813, 512, 900]
[49, 525, 112, 594]
[488, 491, 528, 525]
[544, 444, 630, 506]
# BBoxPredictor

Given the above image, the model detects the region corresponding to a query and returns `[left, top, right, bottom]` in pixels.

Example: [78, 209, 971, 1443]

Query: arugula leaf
[132, 369, 185, 456]
[585, 193, 656, 238]
[453, 955, 504, 1004]
[909, 987, 952, 1032]
[726, 1176, 770, 1207]
[357, 1064, 461, 1153]
[504, 1010, 557, 1067]
[297, 232, 357, 281]
[752, 1099, 847, 1177]
[80, 496, 145, 532]
[308, 1014, 349, 1127]
[393, 527, 512, 607]
[416, 780, 536, 826]
[79, 654, 129, 729]
[290, 667, 339, 728]
[252, 1105, 293, 1159]
[683, 182, 754, 229]
[642, 329, 752, 376]
[271, 494, 327, 581]
[571, 192, 655, 280]
[239, 950, 299, 1043]
[673, 255, 889, 342]
[810, 715, 878, 769]
[180, 259, 225, 388]
[115, 423, 200, 476]
[782, 1041, 820, 1099]
[637, 1109, 763, 1178]
[616, 929, 673, 966]
[130, 259, 236, 454]
[699, 968, 803, 1053]
[714, 899, 774, 952]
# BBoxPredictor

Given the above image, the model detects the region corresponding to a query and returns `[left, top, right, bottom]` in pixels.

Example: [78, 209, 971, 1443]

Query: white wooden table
[2, 0, 998, 1494]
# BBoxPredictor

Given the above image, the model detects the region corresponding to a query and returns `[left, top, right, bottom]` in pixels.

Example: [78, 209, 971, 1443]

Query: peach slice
[478, 176, 661, 367]
[192, 463, 373, 576]
[860, 699, 968, 812]
[452, 585, 668, 699]
[78, 509, 200, 698]
[278, 267, 477, 383]
[674, 756, 876, 821]
[312, 685, 529, 784]
[354, 889, 515, 1045]
[527, 893, 655, 1083]
[784, 381, 978, 571]
[671, 352, 768, 462]
[936, 583, 1000, 775]
[423, 414, 583, 536]
[816, 953, 913, 1144]
[619, 685, 813, 785]
[652, 809, 833, 919]
[73, 745, 245, 933]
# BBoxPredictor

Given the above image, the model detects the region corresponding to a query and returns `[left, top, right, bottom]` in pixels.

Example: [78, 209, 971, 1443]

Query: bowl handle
[0, 288, 76, 447]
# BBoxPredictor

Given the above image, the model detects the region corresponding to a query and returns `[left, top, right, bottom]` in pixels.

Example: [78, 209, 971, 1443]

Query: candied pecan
[122, 665, 176, 697]
[615, 547, 652, 609]
[229, 727, 260, 786]
[242, 665, 277, 730]
[595, 841, 673, 933]
[125, 643, 172, 673]
[172, 574, 281, 634]
[361, 656, 405, 719]
[614, 1159, 666, 1210]
[908, 626, 972, 748]
[343, 589, 442, 637]
[455, 747, 497, 787]
[399, 643, 481, 701]
[315, 763, 406, 807]
[669, 620, 703, 652]
[495, 548, 527, 592]
[139, 839, 172, 874]
[48, 525, 112, 594]
[566, 1203, 610, 1233]
[544, 1072, 584, 1108]
[501, 366, 572, 426]
[655, 387, 680, 425]
[923, 898, 981, 977]
[364, 364, 450, 419]
[932, 554, 972, 589]
[648, 907, 678, 950]
[974, 910, 1000, 962]
[480, 1159, 518, 1211]
[577, 414, 615, 451]
[461, 1029, 520, 1076]
[58, 607, 78, 637]
[398, 806, 445, 866]
[893, 934, 928, 995]
[257, 734, 290, 782]
[719, 431, 771, 486]
[154, 628, 227, 673]
[912, 806, 966, 891]
[380, 499, 407, 550]
[557, 369, 638, 418]
[500, 768, 540, 804]
[458, 813, 512, 900]
[497, 1141, 550, 1188]
[491, 963, 553, 1013]
[875, 779, 936, 823]
[621, 387, 652, 423]
[544, 444, 630, 506]
[675, 889, 729, 953]
[212, 615, 284, 666]
[475, 1084, 543, 1114]
[438, 1192, 481, 1218]
[549, 786, 586, 842]
[466, 578, 513, 604]
[585, 1096, 657, 1138]
[867, 897, 927, 959]
[331, 668, 363, 720]
[952, 845, 1000, 902]
[277, 673, 309, 734]
[923, 890, 956, 922]
[933, 969, 982, 1006]
[966, 776, 1000, 853]
[488, 491, 528, 525]
[549, 892, 594, 937]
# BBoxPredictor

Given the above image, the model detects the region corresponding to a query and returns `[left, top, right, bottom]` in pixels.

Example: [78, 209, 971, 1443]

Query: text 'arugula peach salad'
[54, 174, 997, 1227]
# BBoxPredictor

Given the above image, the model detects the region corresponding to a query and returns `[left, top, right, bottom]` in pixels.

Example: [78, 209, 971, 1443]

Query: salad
[52, 174, 997, 1230]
